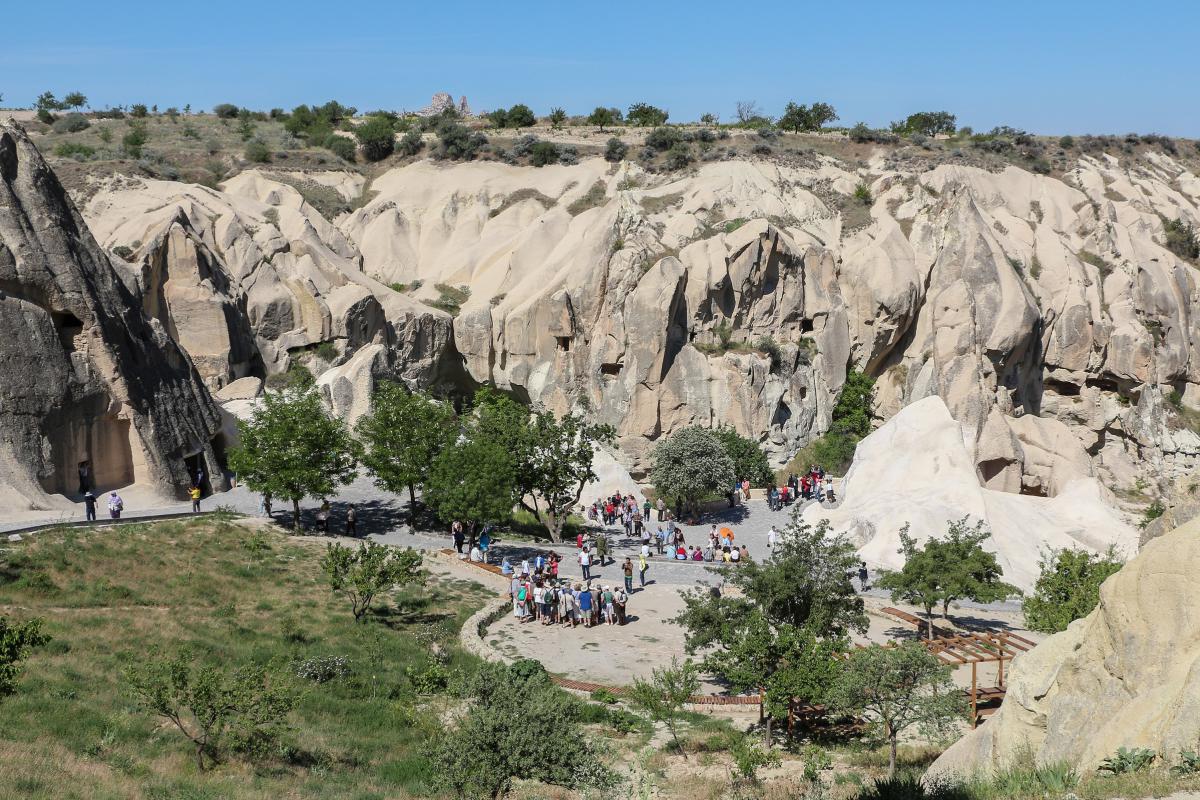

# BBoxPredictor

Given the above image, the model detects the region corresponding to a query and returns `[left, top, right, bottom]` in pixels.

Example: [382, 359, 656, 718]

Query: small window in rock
[556, 336, 571, 352]
[600, 362, 622, 376]
[801, 318, 815, 333]
[51, 311, 84, 353]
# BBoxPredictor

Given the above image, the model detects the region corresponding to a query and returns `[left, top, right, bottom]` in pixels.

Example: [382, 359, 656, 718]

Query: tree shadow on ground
[271, 498, 409, 538]
[947, 613, 1024, 635]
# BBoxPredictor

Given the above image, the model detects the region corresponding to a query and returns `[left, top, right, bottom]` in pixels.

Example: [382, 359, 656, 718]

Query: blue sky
[3, 0, 1197, 135]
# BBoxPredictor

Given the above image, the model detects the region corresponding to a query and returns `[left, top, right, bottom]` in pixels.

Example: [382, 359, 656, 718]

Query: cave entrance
[556, 336, 572, 352]
[41, 413, 135, 496]
[978, 458, 1011, 487]
[600, 362, 623, 377]
[51, 310, 83, 353]
[184, 452, 211, 496]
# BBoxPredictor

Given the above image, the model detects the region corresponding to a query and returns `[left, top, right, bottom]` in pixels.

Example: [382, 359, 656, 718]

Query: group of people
[81, 489, 124, 521]
[506, 555, 632, 627]
[588, 492, 672, 537]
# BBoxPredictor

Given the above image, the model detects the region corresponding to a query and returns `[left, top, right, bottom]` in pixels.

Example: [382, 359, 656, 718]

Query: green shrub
[244, 139, 271, 163]
[435, 119, 488, 160]
[627, 102, 668, 127]
[325, 135, 357, 162]
[121, 123, 148, 157]
[645, 126, 681, 151]
[589, 688, 618, 704]
[1164, 217, 1200, 261]
[664, 143, 692, 169]
[396, 128, 424, 157]
[356, 115, 396, 161]
[1099, 746, 1157, 774]
[111, 245, 134, 261]
[1172, 750, 1200, 775]
[1141, 500, 1166, 529]
[529, 140, 560, 167]
[213, 103, 240, 119]
[604, 137, 628, 162]
[51, 113, 90, 133]
[1059, 135, 1075, 149]
[853, 182, 873, 205]
[405, 661, 451, 694]
[53, 141, 95, 159]
[129, 104, 148, 118]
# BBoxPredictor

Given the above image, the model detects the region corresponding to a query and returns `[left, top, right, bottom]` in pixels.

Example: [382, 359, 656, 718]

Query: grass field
[0, 516, 491, 800]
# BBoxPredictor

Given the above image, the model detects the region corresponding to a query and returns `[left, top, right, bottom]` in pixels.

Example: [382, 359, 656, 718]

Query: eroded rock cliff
[0, 122, 225, 509]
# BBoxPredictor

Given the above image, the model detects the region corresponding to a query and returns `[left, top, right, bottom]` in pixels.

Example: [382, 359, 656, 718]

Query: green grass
[567, 180, 608, 215]
[427, 283, 471, 316]
[0, 518, 491, 799]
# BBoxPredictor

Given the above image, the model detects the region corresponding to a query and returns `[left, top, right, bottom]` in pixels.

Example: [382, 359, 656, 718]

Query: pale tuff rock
[927, 514, 1200, 778]
[83, 170, 457, 394]
[802, 396, 1136, 591]
[0, 122, 225, 508]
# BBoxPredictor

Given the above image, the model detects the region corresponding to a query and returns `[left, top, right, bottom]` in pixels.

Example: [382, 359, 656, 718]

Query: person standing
[638, 551, 648, 588]
[479, 528, 491, 563]
[317, 500, 331, 534]
[345, 505, 358, 537]
[579, 546, 592, 581]
[578, 584, 593, 627]
[107, 491, 123, 519]
[83, 490, 97, 522]
[452, 520, 465, 554]
[189, 485, 202, 513]
[655, 497, 665, 521]
[260, 493, 272, 518]
[622, 557, 634, 593]
[613, 586, 628, 625]
[767, 525, 779, 551]
[858, 562, 869, 591]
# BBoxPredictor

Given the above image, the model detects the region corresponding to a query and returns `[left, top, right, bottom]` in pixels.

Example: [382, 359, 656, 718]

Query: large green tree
[424, 437, 518, 538]
[675, 517, 865, 743]
[877, 519, 1020, 637]
[713, 426, 774, 488]
[354, 115, 396, 161]
[650, 426, 737, 514]
[587, 106, 621, 131]
[229, 386, 359, 532]
[1023, 547, 1122, 633]
[626, 102, 668, 127]
[779, 101, 839, 133]
[827, 643, 966, 777]
[356, 383, 457, 512]
[473, 391, 615, 542]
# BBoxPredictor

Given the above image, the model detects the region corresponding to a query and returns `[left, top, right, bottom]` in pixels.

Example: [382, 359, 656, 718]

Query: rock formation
[927, 514, 1200, 778]
[0, 122, 225, 509]
[84, 170, 461, 403]
[74, 142, 1200, 504]
[801, 396, 1136, 590]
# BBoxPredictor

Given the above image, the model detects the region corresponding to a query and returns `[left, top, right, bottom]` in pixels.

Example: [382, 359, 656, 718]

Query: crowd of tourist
[503, 552, 633, 626]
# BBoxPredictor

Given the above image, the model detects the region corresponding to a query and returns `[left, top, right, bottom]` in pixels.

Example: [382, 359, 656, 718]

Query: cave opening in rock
[51, 310, 83, 353]
[978, 458, 1011, 486]
[771, 401, 792, 428]
[600, 362, 622, 377]
[555, 336, 571, 352]
[801, 318, 815, 333]
[184, 451, 211, 495]
[41, 412, 135, 496]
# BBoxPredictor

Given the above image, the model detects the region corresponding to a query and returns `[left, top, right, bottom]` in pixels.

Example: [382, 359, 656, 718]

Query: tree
[627, 102, 668, 127]
[435, 118, 488, 160]
[0, 617, 49, 697]
[356, 383, 456, 512]
[529, 140, 560, 167]
[125, 651, 296, 770]
[424, 437, 518, 537]
[548, 107, 567, 129]
[629, 657, 699, 756]
[62, 91, 87, 110]
[121, 122, 148, 158]
[244, 139, 271, 163]
[505, 103, 536, 129]
[827, 643, 966, 777]
[130, 103, 148, 118]
[675, 517, 865, 744]
[355, 114, 396, 161]
[321, 541, 424, 622]
[396, 127, 424, 157]
[712, 426, 774, 488]
[877, 520, 1020, 638]
[429, 660, 614, 799]
[587, 106, 621, 131]
[700, 112, 719, 125]
[1023, 547, 1123, 633]
[894, 111, 957, 137]
[736, 100, 762, 124]
[213, 103, 240, 119]
[649, 426, 736, 515]
[228, 385, 359, 532]
[325, 134, 357, 161]
[35, 91, 62, 111]
[779, 101, 839, 133]
[473, 391, 615, 542]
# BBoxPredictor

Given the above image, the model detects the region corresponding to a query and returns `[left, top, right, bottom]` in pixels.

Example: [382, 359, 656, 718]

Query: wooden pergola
[879, 607, 1036, 726]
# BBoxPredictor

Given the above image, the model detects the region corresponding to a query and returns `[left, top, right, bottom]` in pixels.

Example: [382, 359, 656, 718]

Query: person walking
[189, 485, 202, 513]
[638, 552, 648, 588]
[479, 528, 491, 563]
[622, 557, 634, 593]
[767, 525, 779, 550]
[317, 500, 331, 534]
[345, 504, 357, 537]
[107, 490, 123, 519]
[83, 490, 97, 522]
[858, 562, 869, 591]
[260, 492, 272, 518]
[579, 546, 592, 581]
[452, 521, 465, 554]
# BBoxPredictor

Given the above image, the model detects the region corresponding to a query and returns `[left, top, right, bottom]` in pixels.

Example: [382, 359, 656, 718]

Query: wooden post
[971, 662, 978, 729]
[998, 653, 1005, 688]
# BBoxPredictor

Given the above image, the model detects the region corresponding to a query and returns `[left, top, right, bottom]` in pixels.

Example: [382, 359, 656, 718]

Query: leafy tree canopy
[424, 436, 518, 534]
[1023, 547, 1122, 633]
[649, 426, 736, 512]
[322, 541, 424, 622]
[627, 102, 668, 127]
[356, 383, 457, 510]
[354, 115, 396, 161]
[712, 426, 774, 488]
[0, 616, 49, 697]
[892, 110, 957, 137]
[587, 106, 622, 131]
[228, 385, 359, 531]
[779, 101, 839, 133]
